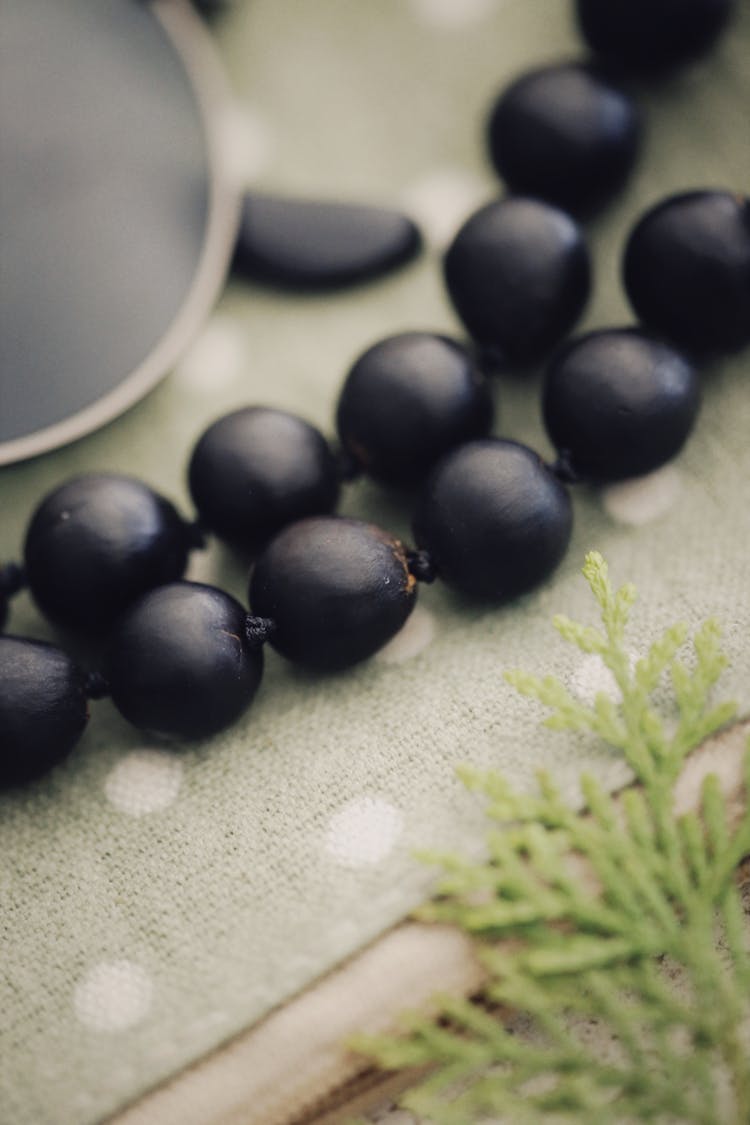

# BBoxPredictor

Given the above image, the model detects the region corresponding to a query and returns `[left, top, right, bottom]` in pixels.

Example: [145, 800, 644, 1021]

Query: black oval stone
[575, 0, 735, 73]
[443, 198, 591, 366]
[106, 582, 264, 739]
[24, 474, 193, 633]
[623, 190, 750, 355]
[232, 192, 422, 291]
[413, 439, 573, 600]
[336, 332, 494, 486]
[543, 328, 701, 482]
[188, 407, 341, 551]
[0, 635, 89, 787]
[487, 63, 640, 216]
[249, 517, 417, 670]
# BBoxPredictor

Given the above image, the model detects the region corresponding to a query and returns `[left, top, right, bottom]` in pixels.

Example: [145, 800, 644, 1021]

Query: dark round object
[487, 63, 640, 216]
[23, 474, 194, 633]
[443, 198, 591, 365]
[543, 328, 700, 481]
[412, 439, 572, 600]
[623, 191, 750, 354]
[0, 636, 89, 786]
[188, 407, 341, 551]
[336, 332, 494, 486]
[106, 582, 264, 739]
[249, 517, 417, 670]
[233, 193, 422, 291]
[575, 0, 735, 73]
[0, 598, 7, 632]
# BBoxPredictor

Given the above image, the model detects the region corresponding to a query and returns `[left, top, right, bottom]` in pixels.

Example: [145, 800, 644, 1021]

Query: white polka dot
[570, 652, 639, 706]
[216, 103, 274, 188]
[325, 798, 403, 868]
[410, 0, 506, 30]
[570, 654, 621, 706]
[402, 168, 493, 249]
[376, 606, 436, 664]
[601, 465, 683, 526]
[105, 750, 183, 816]
[174, 314, 246, 393]
[74, 961, 152, 1032]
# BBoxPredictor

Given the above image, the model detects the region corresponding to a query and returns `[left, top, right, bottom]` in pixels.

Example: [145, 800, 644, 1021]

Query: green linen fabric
[1, 2, 749, 1122]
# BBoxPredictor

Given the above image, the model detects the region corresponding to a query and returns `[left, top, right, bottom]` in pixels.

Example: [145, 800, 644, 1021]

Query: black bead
[443, 198, 591, 366]
[412, 439, 572, 600]
[232, 193, 422, 291]
[543, 328, 701, 482]
[106, 583, 264, 739]
[190, 0, 231, 21]
[0, 636, 89, 787]
[487, 63, 641, 216]
[23, 474, 194, 633]
[575, 0, 735, 74]
[188, 407, 341, 551]
[249, 517, 417, 670]
[336, 332, 494, 486]
[623, 191, 750, 355]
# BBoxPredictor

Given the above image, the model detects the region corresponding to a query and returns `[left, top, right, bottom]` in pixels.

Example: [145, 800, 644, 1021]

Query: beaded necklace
[1, 0, 748, 787]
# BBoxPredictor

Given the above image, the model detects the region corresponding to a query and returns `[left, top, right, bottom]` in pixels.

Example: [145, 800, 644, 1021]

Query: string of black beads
[1, 0, 746, 789]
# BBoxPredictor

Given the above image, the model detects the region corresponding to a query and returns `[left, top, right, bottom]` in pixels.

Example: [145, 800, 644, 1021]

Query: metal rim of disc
[0, 0, 240, 467]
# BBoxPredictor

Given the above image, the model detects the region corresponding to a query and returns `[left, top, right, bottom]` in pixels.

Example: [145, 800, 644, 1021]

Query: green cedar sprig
[353, 552, 749, 1124]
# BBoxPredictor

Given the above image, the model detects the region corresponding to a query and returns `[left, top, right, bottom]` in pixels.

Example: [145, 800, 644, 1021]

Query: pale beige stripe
[110, 924, 483, 1125]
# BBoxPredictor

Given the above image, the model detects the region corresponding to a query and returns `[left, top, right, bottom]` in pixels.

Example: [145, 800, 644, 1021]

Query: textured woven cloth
[1, 2, 749, 1123]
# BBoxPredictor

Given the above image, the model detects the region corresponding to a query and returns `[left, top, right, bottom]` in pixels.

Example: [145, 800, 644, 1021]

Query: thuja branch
[353, 552, 749, 1124]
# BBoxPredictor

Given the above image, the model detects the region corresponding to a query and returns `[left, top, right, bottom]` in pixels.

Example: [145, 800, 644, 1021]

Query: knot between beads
[245, 615, 277, 648]
[85, 671, 110, 700]
[406, 548, 436, 584]
[548, 449, 585, 485]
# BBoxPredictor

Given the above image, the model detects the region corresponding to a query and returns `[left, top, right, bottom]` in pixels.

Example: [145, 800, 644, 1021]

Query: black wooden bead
[0, 636, 89, 787]
[188, 407, 340, 551]
[623, 191, 750, 355]
[487, 63, 640, 216]
[232, 193, 422, 291]
[249, 517, 417, 670]
[24, 474, 194, 633]
[336, 332, 494, 486]
[412, 439, 572, 600]
[444, 198, 591, 366]
[575, 0, 735, 74]
[106, 583, 264, 739]
[543, 328, 700, 482]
